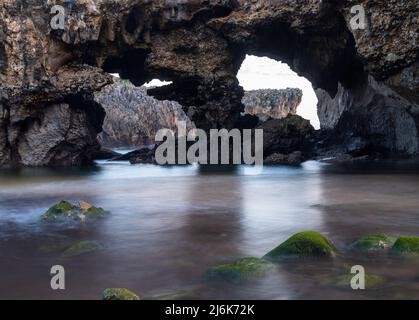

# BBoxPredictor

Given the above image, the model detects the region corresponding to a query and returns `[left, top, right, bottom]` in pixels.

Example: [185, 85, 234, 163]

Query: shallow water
[1, 159, 419, 300]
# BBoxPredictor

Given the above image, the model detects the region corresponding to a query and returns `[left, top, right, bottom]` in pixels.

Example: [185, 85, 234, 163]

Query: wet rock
[41, 200, 108, 222]
[259, 115, 315, 158]
[335, 274, 385, 289]
[264, 151, 305, 166]
[391, 236, 419, 256]
[62, 241, 100, 257]
[111, 146, 156, 164]
[264, 231, 337, 260]
[207, 257, 275, 283]
[350, 234, 396, 252]
[92, 148, 122, 160]
[1, 1, 418, 166]
[102, 288, 140, 301]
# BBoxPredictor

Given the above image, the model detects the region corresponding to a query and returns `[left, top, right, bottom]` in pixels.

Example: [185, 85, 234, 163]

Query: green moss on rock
[264, 231, 336, 259]
[41, 200, 108, 222]
[207, 257, 274, 283]
[62, 241, 100, 257]
[102, 288, 140, 300]
[41, 201, 78, 221]
[335, 274, 384, 289]
[391, 236, 419, 255]
[350, 234, 396, 252]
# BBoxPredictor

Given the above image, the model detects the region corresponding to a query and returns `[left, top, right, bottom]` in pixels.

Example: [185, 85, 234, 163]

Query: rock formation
[259, 115, 315, 159]
[95, 79, 194, 148]
[0, 0, 418, 166]
[242, 88, 303, 121]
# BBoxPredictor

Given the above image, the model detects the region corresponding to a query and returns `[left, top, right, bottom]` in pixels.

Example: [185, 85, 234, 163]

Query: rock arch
[0, 0, 417, 166]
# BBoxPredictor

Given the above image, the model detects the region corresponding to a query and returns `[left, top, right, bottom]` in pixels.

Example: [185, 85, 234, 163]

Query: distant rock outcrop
[95, 80, 194, 148]
[242, 89, 303, 121]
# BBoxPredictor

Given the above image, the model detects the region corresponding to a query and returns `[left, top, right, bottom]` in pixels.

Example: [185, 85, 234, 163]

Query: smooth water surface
[1, 160, 419, 299]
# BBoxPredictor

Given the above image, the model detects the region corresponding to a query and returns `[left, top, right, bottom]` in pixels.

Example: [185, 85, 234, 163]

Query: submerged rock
[391, 236, 419, 256]
[62, 241, 100, 257]
[41, 200, 108, 222]
[102, 288, 140, 301]
[264, 231, 337, 259]
[350, 234, 396, 252]
[207, 257, 274, 283]
[335, 273, 385, 289]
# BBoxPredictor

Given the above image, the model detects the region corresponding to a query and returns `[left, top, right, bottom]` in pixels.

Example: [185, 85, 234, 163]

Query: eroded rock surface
[0, 0, 418, 166]
[95, 79, 194, 148]
[242, 88, 303, 121]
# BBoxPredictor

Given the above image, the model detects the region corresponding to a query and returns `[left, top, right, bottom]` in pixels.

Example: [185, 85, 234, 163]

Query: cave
[237, 54, 320, 129]
[2, 0, 419, 302]
[0, 1, 417, 167]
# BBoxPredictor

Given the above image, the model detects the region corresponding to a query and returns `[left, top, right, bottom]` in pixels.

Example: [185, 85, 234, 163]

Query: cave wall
[0, 0, 418, 166]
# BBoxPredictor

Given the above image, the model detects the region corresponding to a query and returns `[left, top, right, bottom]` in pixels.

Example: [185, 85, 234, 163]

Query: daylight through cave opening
[95, 73, 192, 150]
[237, 55, 320, 130]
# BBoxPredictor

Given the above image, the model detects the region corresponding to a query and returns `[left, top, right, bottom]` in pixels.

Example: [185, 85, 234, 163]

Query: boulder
[102, 288, 140, 301]
[242, 88, 303, 121]
[350, 234, 396, 252]
[264, 231, 337, 259]
[62, 241, 100, 257]
[41, 200, 108, 222]
[207, 257, 274, 283]
[391, 236, 419, 256]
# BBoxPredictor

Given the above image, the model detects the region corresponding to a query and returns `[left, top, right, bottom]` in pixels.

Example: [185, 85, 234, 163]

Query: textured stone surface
[242, 88, 303, 121]
[259, 115, 315, 158]
[0, 0, 418, 166]
[95, 79, 194, 147]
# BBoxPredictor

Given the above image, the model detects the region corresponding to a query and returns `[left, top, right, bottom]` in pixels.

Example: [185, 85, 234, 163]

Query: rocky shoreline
[0, 1, 417, 167]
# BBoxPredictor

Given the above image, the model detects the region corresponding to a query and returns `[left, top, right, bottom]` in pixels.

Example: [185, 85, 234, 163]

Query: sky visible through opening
[112, 55, 320, 129]
[237, 55, 320, 129]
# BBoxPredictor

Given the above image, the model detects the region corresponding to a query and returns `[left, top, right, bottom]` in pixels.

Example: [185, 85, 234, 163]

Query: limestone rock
[0, 0, 417, 166]
[242, 88, 303, 121]
[95, 79, 194, 148]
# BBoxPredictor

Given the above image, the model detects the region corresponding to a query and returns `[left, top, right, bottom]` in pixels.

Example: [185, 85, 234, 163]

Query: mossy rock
[335, 274, 384, 289]
[62, 241, 100, 257]
[41, 200, 108, 222]
[264, 231, 336, 259]
[41, 201, 78, 221]
[102, 288, 140, 300]
[391, 236, 419, 256]
[350, 234, 396, 252]
[207, 257, 274, 283]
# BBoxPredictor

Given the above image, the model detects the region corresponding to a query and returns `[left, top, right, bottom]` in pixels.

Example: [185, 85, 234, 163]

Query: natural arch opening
[95, 73, 192, 152]
[237, 55, 320, 130]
